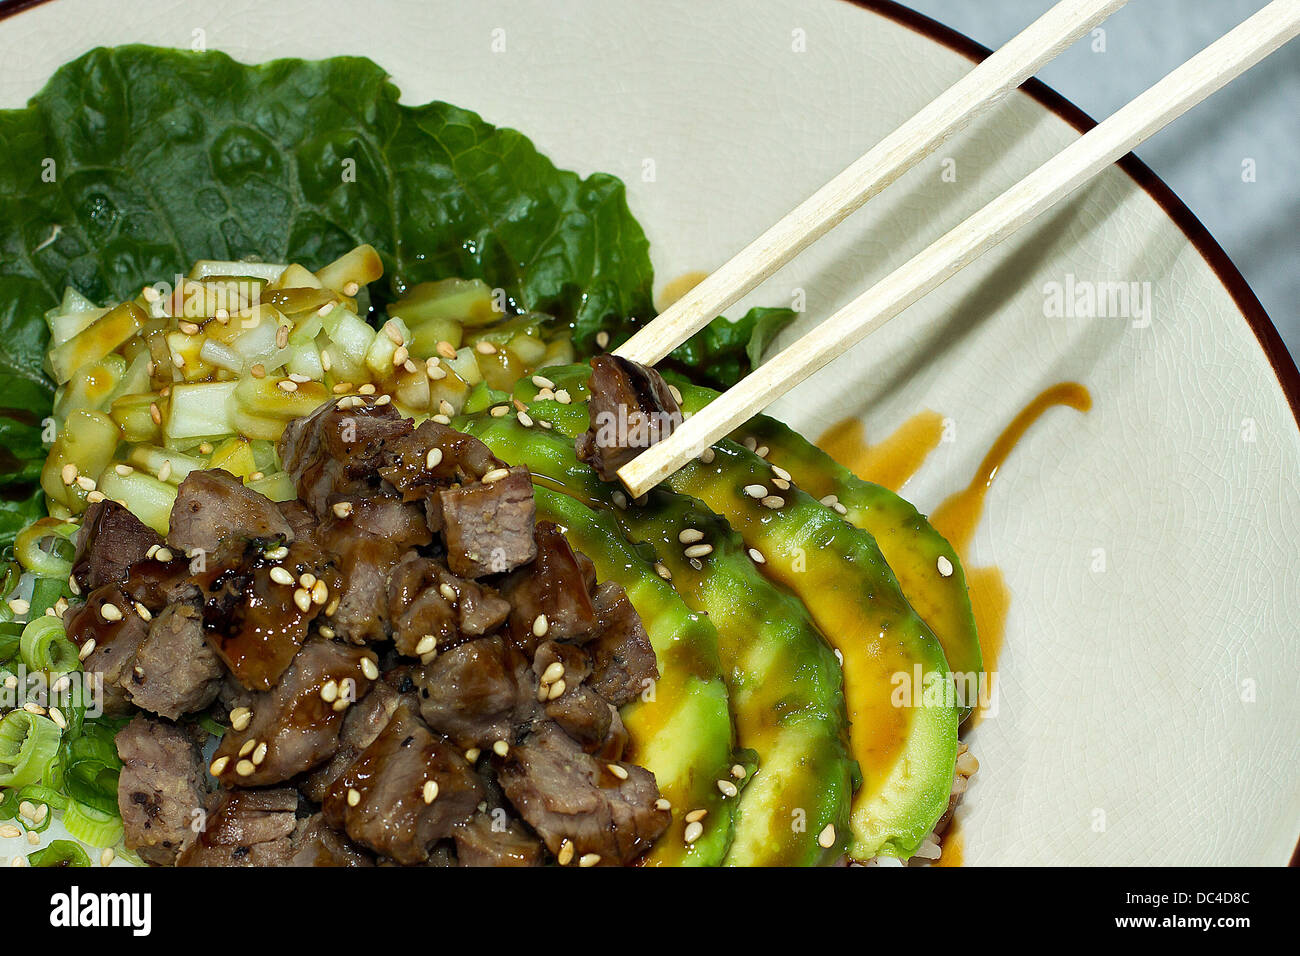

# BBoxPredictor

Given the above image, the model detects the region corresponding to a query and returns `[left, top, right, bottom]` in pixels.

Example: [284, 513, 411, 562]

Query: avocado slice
[463, 413, 855, 865]
[514, 367, 961, 861]
[671, 380, 983, 722]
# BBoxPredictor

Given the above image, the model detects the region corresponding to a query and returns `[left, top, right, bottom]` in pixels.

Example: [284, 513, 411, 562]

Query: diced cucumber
[189, 260, 287, 283]
[110, 393, 163, 445]
[47, 307, 108, 348]
[53, 354, 127, 419]
[208, 438, 257, 478]
[245, 472, 297, 502]
[47, 302, 147, 385]
[96, 469, 176, 535]
[314, 244, 383, 295]
[232, 376, 330, 422]
[389, 277, 497, 326]
[125, 445, 205, 485]
[165, 381, 238, 444]
[40, 410, 121, 511]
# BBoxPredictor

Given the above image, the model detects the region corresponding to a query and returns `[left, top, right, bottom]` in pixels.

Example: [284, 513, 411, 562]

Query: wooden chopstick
[618, 0, 1300, 497]
[614, 0, 1131, 367]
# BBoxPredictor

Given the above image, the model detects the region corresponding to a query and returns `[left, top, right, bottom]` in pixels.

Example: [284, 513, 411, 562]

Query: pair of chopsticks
[615, 0, 1300, 497]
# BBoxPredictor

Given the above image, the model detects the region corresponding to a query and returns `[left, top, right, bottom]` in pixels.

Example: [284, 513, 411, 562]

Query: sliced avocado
[462, 414, 855, 865]
[514, 367, 960, 861]
[530, 485, 737, 867]
[672, 380, 983, 721]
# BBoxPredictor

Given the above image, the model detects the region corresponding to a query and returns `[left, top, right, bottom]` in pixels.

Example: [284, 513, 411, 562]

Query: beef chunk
[196, 537, 333, 689]
[315, 497, 429, 645]
[116, 716, 210, 866]
[413, 636, 520, 749]
[288, 814, 374, 867]
[379, 419, 500, 497]
[71, 501, 163, 592]
[497, 721, 669, 866]
[575, 355, 683, 482]
[452, 812, 544, 867]
[388, 555, 511, 657]
[276, 499, 318, 541]
[65, 585, 149, 716]
[438, 466, 536, 578]
[587, 581, 659, 707]
[168, 469, 294, 555]
[546, 686, 627, 759]
[210, 639, 379, 787]
[175, 788, 298, 867]
[278, 397, 413, 515]
[323, 704, 484, 865]
[128, 602, 224, 720]
[500, 522, 598, 651]
[300, 678, 407, 803]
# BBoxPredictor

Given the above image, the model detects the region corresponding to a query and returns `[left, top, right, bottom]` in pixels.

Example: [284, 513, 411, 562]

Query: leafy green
[661, 307, 797, 390]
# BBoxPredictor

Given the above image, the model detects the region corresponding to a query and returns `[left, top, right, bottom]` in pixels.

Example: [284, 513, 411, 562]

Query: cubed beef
[168, 469, 295, 555]
[210, 638, 379, 787]
[438, 466, 536, 578]
[128, 602, 224, 720]
[300, 678, 408, 803]
[65, 585, 148, 716]
[387, 555, 511, 657]
[322, 704, 484, 865]
[500, 522, 598, 651]
[452, 811, 544, 867]
[116, 716, 210, 866]
[71, 501, 163, 592]
[175, 788, 298, 867]
[496, 721, 669, 866]
[288, 814, 374, 867]
[413, 636, 521, 749]
[586, 581, 659, 707]
[278, 397, 413, 514]
[575, 354, 683, 482]
[379, 419, 500, 497]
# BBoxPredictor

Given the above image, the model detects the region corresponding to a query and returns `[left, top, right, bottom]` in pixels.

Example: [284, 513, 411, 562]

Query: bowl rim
[5, 0, 1297, 865]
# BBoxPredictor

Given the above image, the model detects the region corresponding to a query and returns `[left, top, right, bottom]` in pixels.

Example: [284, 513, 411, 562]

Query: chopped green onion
[27, 576, 72, 622]
[0, 711, 62, 788]
[20, 616, 80, 676]
[62, 799, 123, 848]
[17, 783, 68, 812]
[0, 623, 20, 663]
[14, 520, 79, 579]
[29, 839, 92, 867]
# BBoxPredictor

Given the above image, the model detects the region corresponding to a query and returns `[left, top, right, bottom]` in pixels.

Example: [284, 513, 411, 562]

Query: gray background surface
[904, 0, 1298, 361]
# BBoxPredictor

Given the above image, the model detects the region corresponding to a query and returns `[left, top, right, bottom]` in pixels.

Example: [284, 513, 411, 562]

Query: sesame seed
[59, 463, 78, 485]
[820, 494, 839, 506]
[78, 638, 97, 660]
[654, 798, 672, 812]
[250, 364, 266, 379]
[683, 543, 713, 559]
[654, 563, 672, 581]
[415, 635, 437, 656]
[86, 491, 106, 504]
[360, 657, 379, 680]
[731, 764, 747, 779]
[683, 821, 704, 844]
[311, 580, 328, 605]
[149, 403, 162, 424]
[436, 341, 456, 359]
[492, 739, 509, 757]
[937, 555, 954, 577]
[347, 788, 361, 807]
[100, 847, 115, 867]
[717, 779, 738, 798]
[11, 856, 27, 868]
[684, 808, 707, 823]
[320, 349, 332, 371]
[278, 379, 298, 392]
[75, 475, 97, 491]
[482, 467, 509, 483]
[426, 447, 444, 469]
[547, 679, 566, 700]
[611, 491, 627, 509]
[490, 405, 509, 418]
[293, 588, 312, 613]
[555, 389, 572, 404]
[607, 764, 629, 780]
[533, 614, 549, 638]
[269, 566, 294, 586]
[383, 322, 404, 345]
[23, 702, 45, 716]
[833, 502, 848, 515]
[540, 661, 564, 685]
[439, 583, 457, 603]
[558, 840, 575, 866]
[465, 748, 481, 763]
[264, 545, 289, 561]
[427, 365, 447, 381]
[747, 548, 765, 564]
[332, 501, 353, 519]
[50, 708, 66, 730]
[743, 484, 767, 498]
[100, 602, 123, 622]
[431, 414, 450, 425]
[475, 340, 497, 355]
[358, 383, 377, 395]
[771, 464, 792, 481]
[320, 680, 340, 703]
[595, 331, 610, 349]
[155, 547, 174, 562]
[238, 739, 256, 757]
[678, 528, 704, 544]
[251, 742, 268, 766]
[579, 853, 601, 868]
[7, 598, 29, 615]
[230, 707, 252, 732]
[392, 345, 409, 366]
[760, 495, 785, 509]
[699, 447, 715, 464]
[438, 400, 455, 417]
[276, 325, 290, 349]
[818, 824, 837, 848]
[0, 824, 20, 840]
[423, 780, 439, 804]
[531, 375, 554, 389]
[517, 411, 533, 428]
[157, 459, 173, 482]
[236, 759, 256, 777]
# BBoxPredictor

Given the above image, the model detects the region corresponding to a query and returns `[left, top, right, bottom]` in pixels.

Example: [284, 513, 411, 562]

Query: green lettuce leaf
[660, 307, 797, 390]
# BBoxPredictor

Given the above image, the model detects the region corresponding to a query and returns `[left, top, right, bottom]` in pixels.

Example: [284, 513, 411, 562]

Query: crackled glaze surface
[2, 0, 1296, 865]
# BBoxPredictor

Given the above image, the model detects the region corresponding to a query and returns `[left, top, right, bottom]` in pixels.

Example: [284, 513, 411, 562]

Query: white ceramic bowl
[2, 0, 1296, 866]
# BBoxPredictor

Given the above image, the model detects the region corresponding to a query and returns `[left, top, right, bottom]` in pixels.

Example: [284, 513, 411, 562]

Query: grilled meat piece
[413, 635, 520, 749]
[451, 811, 545, 867]
[300, 677, 408, 803]
[575, 354, 683, 482]
[586, 581, 659, 707]
[438, 466, 537, 578]
[116, 715, 210, 866]
[379, 418, 500, 497]
[278, 396, 413, 514]
[500, 522, 598, 651]
[210, 638, 379, 787]
[168, 469, 295, 555]
[71, 501, 163, 592]
[127, 602, 223, 720]
[323, 704, 484, 865]
[175, 788, 299, 867]
[288, 814, 374, 867]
